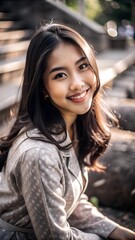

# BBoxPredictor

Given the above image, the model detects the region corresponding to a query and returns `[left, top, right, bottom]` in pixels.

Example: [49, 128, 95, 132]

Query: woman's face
[43, 42, 97, 126]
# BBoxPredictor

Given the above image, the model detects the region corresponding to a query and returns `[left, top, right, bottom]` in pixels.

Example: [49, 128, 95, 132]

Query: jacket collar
[27, 127, 88, 189]
[58, 131, 88, 191]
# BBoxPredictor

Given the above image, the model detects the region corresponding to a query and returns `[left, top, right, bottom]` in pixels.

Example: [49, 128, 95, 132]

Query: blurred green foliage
[66, 0, 133, 26]
[97, 0, 132, 25]
[85, 0, 102, 20]
[90, 196, 99, 208]
[66, 0, 77, 9]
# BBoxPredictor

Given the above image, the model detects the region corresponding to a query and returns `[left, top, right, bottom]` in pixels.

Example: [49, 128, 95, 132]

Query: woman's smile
[67, 88, 90, 103]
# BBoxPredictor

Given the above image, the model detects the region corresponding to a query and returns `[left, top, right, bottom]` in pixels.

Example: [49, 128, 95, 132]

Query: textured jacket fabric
[0, 129, 118, 240]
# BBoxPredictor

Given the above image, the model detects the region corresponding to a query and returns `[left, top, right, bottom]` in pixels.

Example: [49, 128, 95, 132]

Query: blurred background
[0, 0, 135, 230]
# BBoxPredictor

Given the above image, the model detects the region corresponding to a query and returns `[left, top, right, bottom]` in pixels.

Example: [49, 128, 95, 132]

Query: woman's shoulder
[7, 128, 60, 167]
[6, 129, 61, 172]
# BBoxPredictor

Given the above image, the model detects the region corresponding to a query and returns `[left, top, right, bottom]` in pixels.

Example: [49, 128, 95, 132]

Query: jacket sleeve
[68, 193, 118, 239]
[18, 147, 105, 240]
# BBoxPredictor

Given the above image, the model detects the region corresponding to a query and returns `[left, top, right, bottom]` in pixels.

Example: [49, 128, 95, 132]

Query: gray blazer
[0, 129, 118, 240]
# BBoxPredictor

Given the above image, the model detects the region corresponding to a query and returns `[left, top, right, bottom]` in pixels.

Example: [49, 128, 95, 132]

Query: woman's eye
[79, 63, 89, 70]
[54, 73, 66, 79]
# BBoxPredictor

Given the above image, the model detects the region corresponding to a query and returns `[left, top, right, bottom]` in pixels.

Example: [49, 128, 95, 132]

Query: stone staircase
[0, 10, 33, 84]
[0, 7, 34, 131]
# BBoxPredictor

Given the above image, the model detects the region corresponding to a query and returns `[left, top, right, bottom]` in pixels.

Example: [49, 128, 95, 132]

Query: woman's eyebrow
[49, 56, 87, 75]
[75, 56, 87, 65]
[49, 66, 66, 75]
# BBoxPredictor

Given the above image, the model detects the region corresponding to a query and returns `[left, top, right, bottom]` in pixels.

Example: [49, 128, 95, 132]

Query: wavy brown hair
[0, 23, 117, 171]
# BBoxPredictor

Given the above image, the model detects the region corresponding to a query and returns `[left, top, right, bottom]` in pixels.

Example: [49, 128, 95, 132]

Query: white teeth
[69, 91, 86, 100]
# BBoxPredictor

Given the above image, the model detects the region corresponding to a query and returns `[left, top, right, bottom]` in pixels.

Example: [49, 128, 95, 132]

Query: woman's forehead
[47, 42, 87, 68]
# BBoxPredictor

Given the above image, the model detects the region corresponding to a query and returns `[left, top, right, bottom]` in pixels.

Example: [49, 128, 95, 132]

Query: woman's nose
[69, 74, 84, 91]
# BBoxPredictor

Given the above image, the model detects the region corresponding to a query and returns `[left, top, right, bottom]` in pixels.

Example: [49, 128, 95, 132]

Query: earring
[42, 89, 49, 100]
[44, 94, 49, 100]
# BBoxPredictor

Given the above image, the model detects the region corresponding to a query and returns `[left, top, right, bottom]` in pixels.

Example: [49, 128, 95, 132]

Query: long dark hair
[0, 23, 117, 171]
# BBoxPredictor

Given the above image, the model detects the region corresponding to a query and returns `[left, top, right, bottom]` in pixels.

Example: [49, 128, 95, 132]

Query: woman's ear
[42, 89, 49, 100]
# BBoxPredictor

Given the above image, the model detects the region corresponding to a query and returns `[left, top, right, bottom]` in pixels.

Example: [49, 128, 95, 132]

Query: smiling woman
[0, 23, 135, 240]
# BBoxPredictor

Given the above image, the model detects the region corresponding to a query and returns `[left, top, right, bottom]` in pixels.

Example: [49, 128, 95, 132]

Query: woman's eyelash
[79, 63, 90, 69]
[53, 63, 90, 79]
[53, 73, 66, 79]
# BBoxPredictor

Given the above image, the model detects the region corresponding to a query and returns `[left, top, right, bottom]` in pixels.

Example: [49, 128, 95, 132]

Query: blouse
[0, 128, 118, 239]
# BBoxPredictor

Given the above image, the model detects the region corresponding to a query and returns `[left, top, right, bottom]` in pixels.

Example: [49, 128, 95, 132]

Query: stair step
[0, 83, 20, 111]
[0, 12, 6, 18]
[0, 69, 24, 84]
[0, 55, 25, 83]
[0, 40, 29, 60]
[0, 20, 14, 30]
[0, 30, 33, 44]
[106, 88, 127, 99]
[0, 119, 14, 138]
[0, 11, 19, 21]
[0, 20, 26, 32]
[0, 83, 20, 126]
[0, 55, 25, 73]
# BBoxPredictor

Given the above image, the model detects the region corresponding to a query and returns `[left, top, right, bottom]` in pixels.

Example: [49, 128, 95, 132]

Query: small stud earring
[42, 89, 49, 100]
[44, 94, 49, 100]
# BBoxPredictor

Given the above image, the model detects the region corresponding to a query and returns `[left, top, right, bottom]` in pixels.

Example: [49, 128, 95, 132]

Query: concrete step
[0, 11, 20, 21]
[0, 40, 29, 60]
[0, 29, 33, 44]
[0, 83, 20, 128]
[0, 20, 14, 31]
[0, 55, 25, 84]
[106, 64, 135, 99]
[0, 118, 14, 137]
[0, 20, 27, 32]
[98, 47, 135, 87]
[0, 83, 20, 112]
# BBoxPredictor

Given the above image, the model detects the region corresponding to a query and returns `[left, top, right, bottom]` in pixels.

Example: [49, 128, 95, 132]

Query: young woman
[0, 23, 135, 240]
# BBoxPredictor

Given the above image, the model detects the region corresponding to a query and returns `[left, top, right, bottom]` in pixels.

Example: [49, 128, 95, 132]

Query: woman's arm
[68, 194, 135, 240]
[108, 225, 135, 240]
[68, 193, 118, 239]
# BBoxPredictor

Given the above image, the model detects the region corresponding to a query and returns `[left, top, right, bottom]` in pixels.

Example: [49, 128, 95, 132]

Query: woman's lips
[67, 89, 89, 103]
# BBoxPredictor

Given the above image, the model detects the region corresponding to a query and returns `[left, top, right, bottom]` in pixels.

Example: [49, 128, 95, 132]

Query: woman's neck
[63, 114, 77, 141]
[68, 126, 74, 141]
